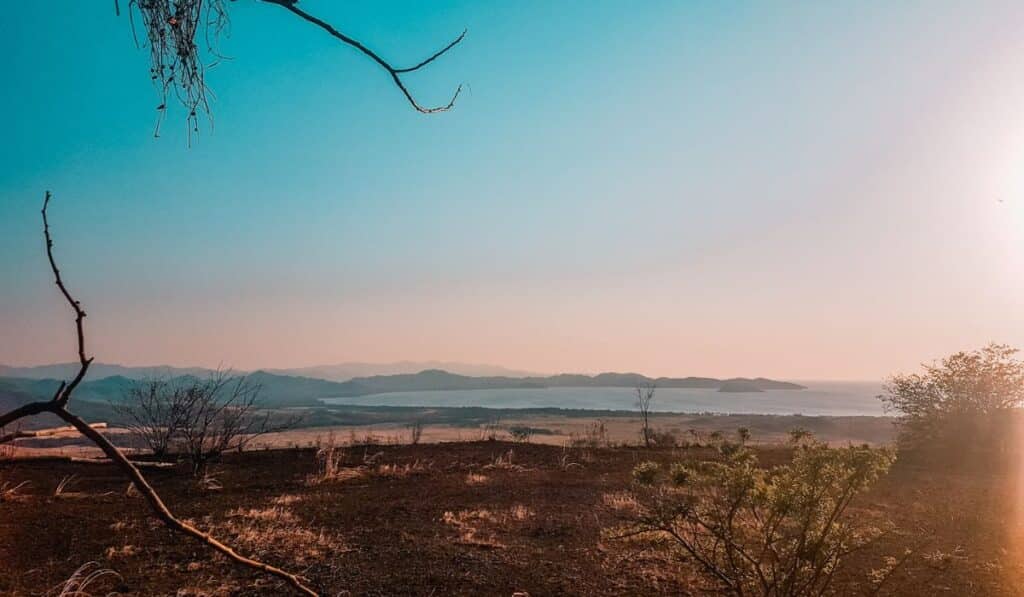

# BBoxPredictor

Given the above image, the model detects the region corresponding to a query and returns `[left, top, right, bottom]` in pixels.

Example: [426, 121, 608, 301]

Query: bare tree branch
[259, 0, 465, 113]
[0, 192, 319, 597]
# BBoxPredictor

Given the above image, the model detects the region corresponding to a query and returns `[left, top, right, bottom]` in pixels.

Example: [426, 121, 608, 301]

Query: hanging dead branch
[124, 0, 465, 137]
[0, 192, 318, 597]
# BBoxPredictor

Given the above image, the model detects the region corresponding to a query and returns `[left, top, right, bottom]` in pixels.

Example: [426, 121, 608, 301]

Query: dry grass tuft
[465, 473, 489, 485]
[104, 544, 141, 559]
[1, 479, 31, 502]
[442, 505, 536, 548]
[51, 561, 120, 596]
[270, 493, 303, 507]
[483, 449, 529, 472]
[227, 506, 299, 524]
[602, 491, 641, 514]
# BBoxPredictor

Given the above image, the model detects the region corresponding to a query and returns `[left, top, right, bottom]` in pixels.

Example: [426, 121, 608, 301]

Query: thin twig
[259, 0, 465, 113]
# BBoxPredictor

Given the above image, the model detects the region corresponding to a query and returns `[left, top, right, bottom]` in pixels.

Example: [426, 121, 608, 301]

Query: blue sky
[2, 1, 1023, 378]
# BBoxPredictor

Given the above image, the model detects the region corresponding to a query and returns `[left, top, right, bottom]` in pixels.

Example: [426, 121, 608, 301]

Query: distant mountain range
[264, 361, 542, 381]
[0, 361, 541, 383]
[0, 368, 805, 423]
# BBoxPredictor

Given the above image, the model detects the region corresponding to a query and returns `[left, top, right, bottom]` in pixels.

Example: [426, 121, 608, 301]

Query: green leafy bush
[622, 435, 895, 596]
[632, 461, 660, 486]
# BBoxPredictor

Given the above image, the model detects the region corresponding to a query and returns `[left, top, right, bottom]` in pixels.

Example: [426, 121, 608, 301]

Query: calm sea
[321, 381, 885, 417]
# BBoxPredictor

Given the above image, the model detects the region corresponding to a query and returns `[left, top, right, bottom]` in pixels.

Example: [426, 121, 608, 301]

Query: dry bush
[635, 382, 657, 448]
[407, 420, 424, 445]
[480, 418, 503, 441]
[465, 473, 489, 485]
[647, 428, 678, 448]
[117, 372, 299, 475]
[570, 420, 609, 448]
[310, 434, 357, 485]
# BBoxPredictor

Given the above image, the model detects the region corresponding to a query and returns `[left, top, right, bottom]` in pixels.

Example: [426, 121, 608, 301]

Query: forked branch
[0, 192, 319, 596]
[259, 0, 465, 113]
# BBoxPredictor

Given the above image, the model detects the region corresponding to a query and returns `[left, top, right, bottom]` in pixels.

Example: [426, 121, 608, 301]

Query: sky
[1, 1, 1023, 380]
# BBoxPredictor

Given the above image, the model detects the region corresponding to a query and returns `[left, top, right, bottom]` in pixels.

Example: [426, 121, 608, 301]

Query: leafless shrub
[407, 420, 424, 445]
[480, 417, 503, 441]
[118, 371, 299, 475]
[636, 382, 656, 448]
[115, 379, 183, 458]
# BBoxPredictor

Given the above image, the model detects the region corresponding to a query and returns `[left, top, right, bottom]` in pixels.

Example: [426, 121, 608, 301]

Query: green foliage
[632, 461, 660, 486]
[668, 463, 692, 486]
[624, 435, 895, 596]
[881, 344, 1024, 458]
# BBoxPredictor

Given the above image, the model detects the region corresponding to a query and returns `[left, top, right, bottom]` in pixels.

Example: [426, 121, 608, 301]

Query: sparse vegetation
[635, 382, 657, 448]
[407, 420, 424, 445]
[509, 425, 534, 443]
[118, 372, 298, 474]
[881, 343, 1024, 462]
[620, 433, 895, 596]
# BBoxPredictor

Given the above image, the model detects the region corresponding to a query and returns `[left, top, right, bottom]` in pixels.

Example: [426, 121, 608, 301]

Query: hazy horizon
[3, 1, 1023, 380]
[0, 357, 890, 384]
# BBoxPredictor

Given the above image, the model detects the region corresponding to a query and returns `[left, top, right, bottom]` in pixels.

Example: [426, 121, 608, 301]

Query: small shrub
[668, 463, 691, 486]
[632, 461, 660, 485]
[621, 440, 895, 596]
[647, 428, 678, 447]
[407, 420, 424, 445]
[508, 426, 534, 443]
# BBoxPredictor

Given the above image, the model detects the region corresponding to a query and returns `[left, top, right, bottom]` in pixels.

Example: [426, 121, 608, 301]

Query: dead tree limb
[0, 192, 319, 597]
[0, 422, 108, 445]
[259, 0, 465, 113]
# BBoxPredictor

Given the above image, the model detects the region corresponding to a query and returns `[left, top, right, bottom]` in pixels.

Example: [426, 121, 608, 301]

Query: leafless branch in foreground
[260, 0, 465, 114]
[0, 192, 318, 596]
[124, 0, 466, 137]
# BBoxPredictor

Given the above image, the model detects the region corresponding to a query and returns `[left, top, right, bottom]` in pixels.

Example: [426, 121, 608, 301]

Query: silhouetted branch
[0, 192, 319, 596]
[259, 0, 465, 113]
[41, 191, 93, 404]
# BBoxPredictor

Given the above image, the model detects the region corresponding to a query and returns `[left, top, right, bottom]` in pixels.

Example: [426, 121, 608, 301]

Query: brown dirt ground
[1, 441, 1022, 596]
